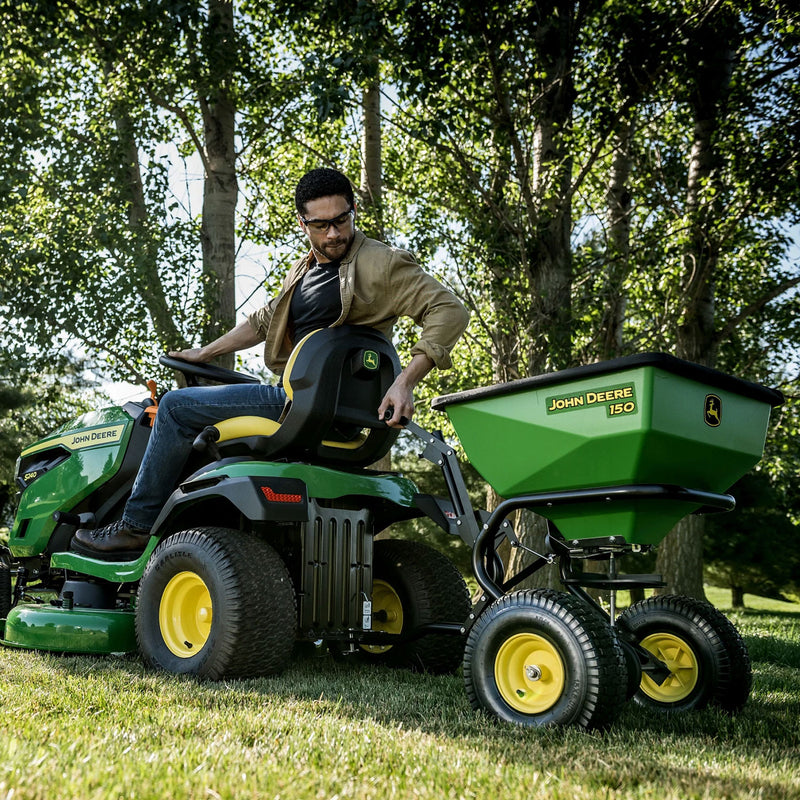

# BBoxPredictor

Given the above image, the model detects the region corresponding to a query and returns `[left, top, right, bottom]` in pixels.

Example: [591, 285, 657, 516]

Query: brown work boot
[71, 520, 151, 561]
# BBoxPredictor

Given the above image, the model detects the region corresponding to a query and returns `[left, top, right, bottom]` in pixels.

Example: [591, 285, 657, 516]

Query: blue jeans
[123, 383, 287, 530]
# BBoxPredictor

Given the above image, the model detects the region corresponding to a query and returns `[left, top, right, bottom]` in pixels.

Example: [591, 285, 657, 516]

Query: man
[72, 167, 469, 559]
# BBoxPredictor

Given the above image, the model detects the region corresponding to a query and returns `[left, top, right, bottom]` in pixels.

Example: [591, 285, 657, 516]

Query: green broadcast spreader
[1, 336, 785, 729]
[434, 353, 780, 546]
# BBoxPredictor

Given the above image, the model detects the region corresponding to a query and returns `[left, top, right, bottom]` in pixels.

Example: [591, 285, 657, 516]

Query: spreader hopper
[432, 353, 783, 545]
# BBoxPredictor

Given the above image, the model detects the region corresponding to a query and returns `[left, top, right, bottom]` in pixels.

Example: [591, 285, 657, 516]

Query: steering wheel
[158, 354, 260, 386]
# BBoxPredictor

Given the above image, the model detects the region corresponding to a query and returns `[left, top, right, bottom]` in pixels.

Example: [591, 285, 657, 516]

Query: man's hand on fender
[378, 353, 435, 428]
[379, 382, 414, 428]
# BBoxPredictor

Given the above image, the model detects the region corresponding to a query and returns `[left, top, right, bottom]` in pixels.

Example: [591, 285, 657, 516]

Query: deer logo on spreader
[704, 394, 722, 427]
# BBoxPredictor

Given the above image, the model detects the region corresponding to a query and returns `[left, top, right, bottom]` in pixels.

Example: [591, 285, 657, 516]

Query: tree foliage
[379, 0, 800, 595]
[0, 349, 103, 525]
[1, 0, 798, 598]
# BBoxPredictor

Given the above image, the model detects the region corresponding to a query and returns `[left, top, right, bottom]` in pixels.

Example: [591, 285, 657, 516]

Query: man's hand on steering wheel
[167, 347, 210, 363]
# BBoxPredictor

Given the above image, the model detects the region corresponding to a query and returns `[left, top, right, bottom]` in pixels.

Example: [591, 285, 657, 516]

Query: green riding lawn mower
[1, 326, 784, 729]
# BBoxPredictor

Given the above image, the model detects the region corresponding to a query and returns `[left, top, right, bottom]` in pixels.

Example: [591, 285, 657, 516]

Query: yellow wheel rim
[159, 571, 213, 658]
[361, 579, 403, 655]
[494, 633, 565, 715]
[639, 632, 699, 703]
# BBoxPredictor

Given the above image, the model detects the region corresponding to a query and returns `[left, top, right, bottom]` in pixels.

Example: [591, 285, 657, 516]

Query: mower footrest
[562, 572, 666, 590]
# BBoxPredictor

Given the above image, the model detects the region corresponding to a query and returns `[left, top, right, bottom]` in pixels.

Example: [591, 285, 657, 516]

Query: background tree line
[1, 0, 798, 603]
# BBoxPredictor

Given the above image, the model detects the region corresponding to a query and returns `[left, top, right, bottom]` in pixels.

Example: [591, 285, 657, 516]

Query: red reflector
[261, 486, 303, 504]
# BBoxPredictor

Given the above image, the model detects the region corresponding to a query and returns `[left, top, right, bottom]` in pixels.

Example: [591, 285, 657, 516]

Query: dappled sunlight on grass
[0, 595, 798, 799]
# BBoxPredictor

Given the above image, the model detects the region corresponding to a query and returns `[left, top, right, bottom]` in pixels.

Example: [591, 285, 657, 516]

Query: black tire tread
[464, 589, 626, 729]
[370, 539, 471, 674]
[618, 594, 751, 713]
[136, 527, 296, 679]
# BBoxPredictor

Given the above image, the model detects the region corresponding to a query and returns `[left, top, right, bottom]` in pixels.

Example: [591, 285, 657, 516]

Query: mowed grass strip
[0, 593, 798, 800]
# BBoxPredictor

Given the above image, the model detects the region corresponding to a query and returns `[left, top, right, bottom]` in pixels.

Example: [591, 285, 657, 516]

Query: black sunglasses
[299, 208, 355, 232]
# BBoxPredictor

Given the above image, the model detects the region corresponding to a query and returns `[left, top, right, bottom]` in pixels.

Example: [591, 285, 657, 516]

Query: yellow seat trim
[215, 416, 281, 442]
[282, 328, 323, 401]
[212, 330, 377, 455]
[212, 331, 324, 444]
[321, 431, 369, 450]
[216, 417, 369, 451]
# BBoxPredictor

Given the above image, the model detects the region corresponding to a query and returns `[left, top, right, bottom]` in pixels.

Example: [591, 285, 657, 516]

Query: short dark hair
[295, 168, 354, 214]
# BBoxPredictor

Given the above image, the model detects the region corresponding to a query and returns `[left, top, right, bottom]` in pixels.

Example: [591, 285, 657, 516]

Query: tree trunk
[111, 96, 189, 356]
[528, 119, 573, 373]
[503, 0, 576, 587]
[200, 0, 237, 367]
[656, 515, 707, 599]
[526, 0, 575, 374]
[359, 76, 384, 241]
[506, 511, 562, 590]
[731, 585, 745, 609]
[600, 116, 634, 360]
[657, 16, 738, 598]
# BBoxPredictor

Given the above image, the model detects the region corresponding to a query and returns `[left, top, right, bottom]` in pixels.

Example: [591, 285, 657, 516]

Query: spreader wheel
[464, 590, 627, 729]
[617, 594, 751, 713]
[136, 527, 296, 679]
[356, 539, 471, 674]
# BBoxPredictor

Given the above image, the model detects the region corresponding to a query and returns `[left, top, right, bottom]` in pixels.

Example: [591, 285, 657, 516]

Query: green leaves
[2, 0, 798, 449]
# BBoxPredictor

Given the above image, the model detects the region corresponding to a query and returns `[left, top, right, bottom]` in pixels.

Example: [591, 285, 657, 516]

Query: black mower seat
[197, 325, 401, 467]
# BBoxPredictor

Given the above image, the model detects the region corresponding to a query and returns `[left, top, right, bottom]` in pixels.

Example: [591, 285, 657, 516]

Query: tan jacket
[248, 231, 469, 374]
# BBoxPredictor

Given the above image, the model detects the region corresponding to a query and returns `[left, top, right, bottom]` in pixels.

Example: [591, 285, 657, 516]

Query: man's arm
[168, 320, 264, 363]
[384, 250, 470, 372]
[378, 353, 435, 428]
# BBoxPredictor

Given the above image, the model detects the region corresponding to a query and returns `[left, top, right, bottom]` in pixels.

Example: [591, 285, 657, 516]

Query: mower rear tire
[617, 594, 751, 713]
[357, 539, 471, 674]
[136, 527, 296, 679]
[463, 590, 627, 729]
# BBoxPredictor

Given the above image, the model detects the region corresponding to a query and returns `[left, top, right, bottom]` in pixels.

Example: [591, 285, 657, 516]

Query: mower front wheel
[136, 527, 296, 679]
[463, 590, 627, 729]
[617, 594, 751, 713]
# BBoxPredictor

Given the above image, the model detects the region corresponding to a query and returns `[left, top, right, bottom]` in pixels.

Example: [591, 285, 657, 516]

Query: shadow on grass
[747, 636, 800, 670]
[205, 654, 800, 799]
[11, 644, 798, 800]
[13, 595, 799, 797]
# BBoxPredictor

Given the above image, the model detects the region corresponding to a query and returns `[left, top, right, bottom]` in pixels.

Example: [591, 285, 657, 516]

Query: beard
[313, 230, 354, 263]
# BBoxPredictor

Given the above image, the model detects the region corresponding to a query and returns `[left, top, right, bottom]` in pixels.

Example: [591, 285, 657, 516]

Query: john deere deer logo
[363, 350, 379, 370]
[704, 394, 722, 427]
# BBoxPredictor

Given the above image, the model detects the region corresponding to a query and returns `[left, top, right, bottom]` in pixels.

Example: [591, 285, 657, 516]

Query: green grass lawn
[1, 590, 798, 800]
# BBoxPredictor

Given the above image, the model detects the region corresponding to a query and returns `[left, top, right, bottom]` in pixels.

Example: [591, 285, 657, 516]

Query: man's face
[298, 195, 356, 263]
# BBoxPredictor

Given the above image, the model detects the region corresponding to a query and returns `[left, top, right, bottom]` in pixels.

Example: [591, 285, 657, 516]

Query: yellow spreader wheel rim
[361, 579, 403, 655]
[495, 633, 565, 715]
[159, 571, 213, 658]
[639, 632, 699, 703]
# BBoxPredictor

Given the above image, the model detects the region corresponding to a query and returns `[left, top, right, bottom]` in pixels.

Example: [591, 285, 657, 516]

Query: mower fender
[150, 460, 420, 536]
[155, 473, 310, 530]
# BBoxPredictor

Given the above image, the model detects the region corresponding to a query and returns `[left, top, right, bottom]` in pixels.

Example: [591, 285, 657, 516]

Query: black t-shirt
[289, 259, 343, 343]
